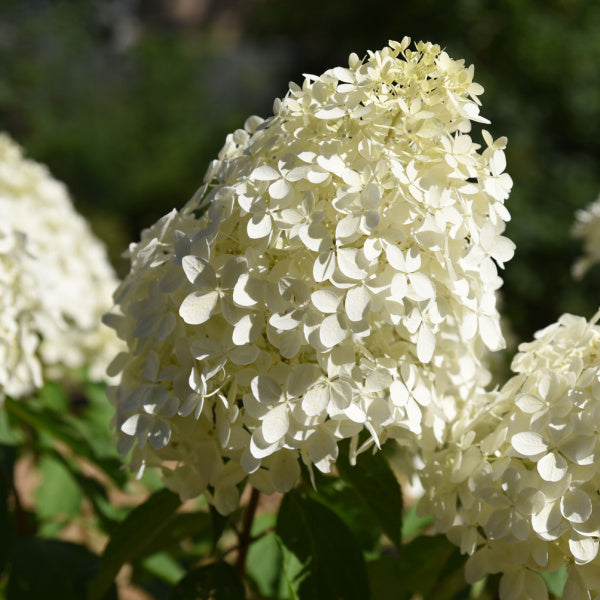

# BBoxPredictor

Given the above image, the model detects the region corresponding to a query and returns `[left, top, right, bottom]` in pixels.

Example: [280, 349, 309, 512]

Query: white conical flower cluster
[106, 38, 513, 513]
[0, 133, 120, 401]
[418, 312, 600, 600]
[572, 194, 600, 279]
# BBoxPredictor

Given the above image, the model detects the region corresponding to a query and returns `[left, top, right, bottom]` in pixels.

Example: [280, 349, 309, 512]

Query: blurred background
[2, 0, 600, 346]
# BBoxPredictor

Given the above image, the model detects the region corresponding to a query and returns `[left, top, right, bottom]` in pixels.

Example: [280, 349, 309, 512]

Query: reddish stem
[235, 487, 260, 578]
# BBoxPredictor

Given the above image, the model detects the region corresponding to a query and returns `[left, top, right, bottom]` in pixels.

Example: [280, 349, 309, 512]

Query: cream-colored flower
[106, 38, 513, 513]
[418, 311, 600, 599]
[0, 133, 120, 400]
[572, 194, 600, 279]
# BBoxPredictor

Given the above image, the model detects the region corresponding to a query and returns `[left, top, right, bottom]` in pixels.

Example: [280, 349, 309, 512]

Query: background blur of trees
[2, 0, 600, 345]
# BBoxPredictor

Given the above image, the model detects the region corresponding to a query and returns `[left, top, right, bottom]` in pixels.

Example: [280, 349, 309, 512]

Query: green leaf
[6, 537, 117, 600]
[210, 503, 230, 549]
[172, 561, 245, 600]
[74, 382, 119, 453]
[247, 513, 287, 597]
[308, 476, 382, 552]
[252, 511, 276, 536]
[396, 534, 467, 600]
[0, 443, 16, 491]
[401, 503, 433, 540]
[0, 444, 17, 573]
[140, 552, 185, 584]
[247, 530, 285, 598]
[141, 511, 213, 557]
[88, 488, 182, 600]
[366, 555, 405, 600]
[4, 396, 126, 486]
[367, 535, 467, 600]
[0, 407, 23, 445]
[68, 471, 125, 532]
[336, 441, 403, 548]
[38, 381, 69, 412]
[42, 447, 125, 533]
[140, 465, 165, 491]
[35, 455, 83, 529]
[276, 490, 370, 600]
[541, 566, 567, 596]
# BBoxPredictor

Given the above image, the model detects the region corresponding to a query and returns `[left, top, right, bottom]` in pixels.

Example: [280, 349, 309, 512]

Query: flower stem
[235, 487, 260, 578]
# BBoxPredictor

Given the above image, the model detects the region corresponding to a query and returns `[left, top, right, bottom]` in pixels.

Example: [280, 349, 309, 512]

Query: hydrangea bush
[105, 38, 514, 513]
[418, 312, 600, 599]
[0, 133, 119, 401]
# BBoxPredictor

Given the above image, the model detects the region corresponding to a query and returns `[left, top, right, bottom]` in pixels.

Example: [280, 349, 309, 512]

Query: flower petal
[416, 324, 436, 363]
[251, 375, 283, 404]
[537, 451, 568, 482]
[262, 404, 289, 444]
[511, 432, 548, 458]
[179, 290, 219, 325]
[561, 490, 593, 524]
[345, 286, 371, 321]
[320, 314, 347, 348]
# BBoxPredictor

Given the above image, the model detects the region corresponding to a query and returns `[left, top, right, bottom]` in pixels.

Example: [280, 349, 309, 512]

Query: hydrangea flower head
[572, 194, 600, 279]
[106, 38, 513, 513]
[419, 311, 600, 599]
[0, 133, 120, 400]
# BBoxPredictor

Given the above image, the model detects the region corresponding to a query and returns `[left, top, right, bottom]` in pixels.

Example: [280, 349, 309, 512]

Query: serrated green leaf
[88, 488, 182, 600]
[276, 490, 370, 600]
[541, 566, 567, 596]
[6, 538, 117, 600]
[336, 441, 403, 548]
[172, 561, 245, 600]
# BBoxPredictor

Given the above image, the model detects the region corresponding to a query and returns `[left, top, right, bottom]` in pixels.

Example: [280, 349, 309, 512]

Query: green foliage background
[2, 0, 600, 343]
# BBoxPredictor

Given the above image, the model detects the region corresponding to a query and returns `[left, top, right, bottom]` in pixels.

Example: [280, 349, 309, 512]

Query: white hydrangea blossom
[0, 133, 120, 400]
[418, 312, 600, 600]
[106, 38, 513, 513]
[572, 194, 600, 279]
